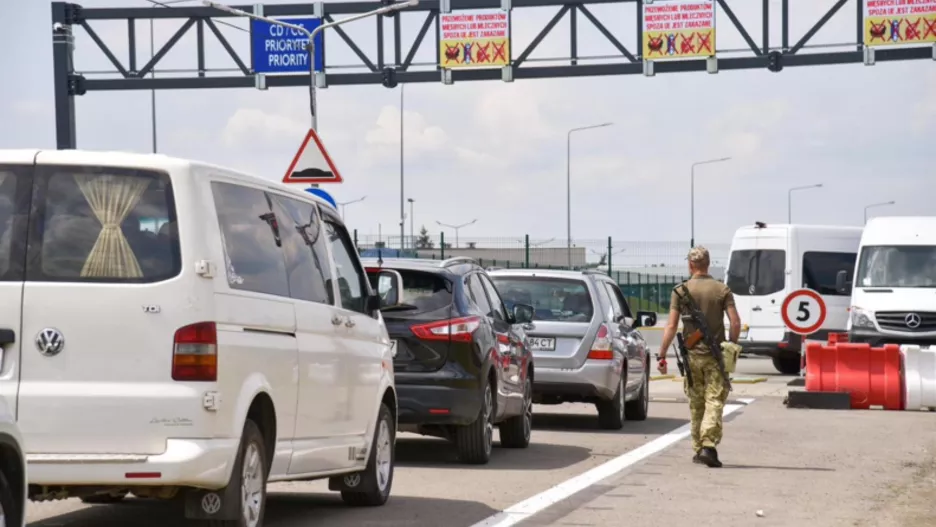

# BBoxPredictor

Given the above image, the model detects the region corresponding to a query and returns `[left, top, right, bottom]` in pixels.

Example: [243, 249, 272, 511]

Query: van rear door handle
[0, 329, 14, 345]
[752, 306, 763, 312]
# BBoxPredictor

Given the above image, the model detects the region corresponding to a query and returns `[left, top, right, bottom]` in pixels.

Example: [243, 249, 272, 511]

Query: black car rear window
[367, 268, 453, 315]
[490, 276, 593, 322]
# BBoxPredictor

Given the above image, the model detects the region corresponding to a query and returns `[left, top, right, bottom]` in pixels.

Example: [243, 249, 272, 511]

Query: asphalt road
[24, 357, 788, 526]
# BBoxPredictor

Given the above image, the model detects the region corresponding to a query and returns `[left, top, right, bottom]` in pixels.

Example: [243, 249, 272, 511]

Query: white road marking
[470, 397, 757, 527]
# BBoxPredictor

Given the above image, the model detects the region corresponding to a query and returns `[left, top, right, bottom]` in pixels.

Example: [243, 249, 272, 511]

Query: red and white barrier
[804, 341, 903, 410]
[900, 345, 936, 411]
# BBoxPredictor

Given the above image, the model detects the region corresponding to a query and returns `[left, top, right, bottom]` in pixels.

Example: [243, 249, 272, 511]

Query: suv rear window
[366, 268, 453, 315]
[31, 166, 181, 283]
[490, 276, 593, 322]
[725, 249, 785, 296]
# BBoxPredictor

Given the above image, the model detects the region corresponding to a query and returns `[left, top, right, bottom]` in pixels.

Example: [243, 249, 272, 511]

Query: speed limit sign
[781, 288, 827, 335]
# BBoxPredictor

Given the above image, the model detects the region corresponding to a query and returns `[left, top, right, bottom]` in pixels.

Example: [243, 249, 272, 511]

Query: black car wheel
[597, 373, 626, 430]
[0, 469, 18, 527]
[456, 378, 494, 464]
[499, 374, 532, 448]
[624, 363, 650, 421]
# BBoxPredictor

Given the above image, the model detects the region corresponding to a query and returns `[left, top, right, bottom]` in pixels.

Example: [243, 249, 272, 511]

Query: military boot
[692, 451, 704, 464]
[698, 447, 722, 468]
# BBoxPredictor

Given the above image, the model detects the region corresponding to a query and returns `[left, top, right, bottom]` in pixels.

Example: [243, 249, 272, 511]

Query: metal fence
[352, 231, 731, 313]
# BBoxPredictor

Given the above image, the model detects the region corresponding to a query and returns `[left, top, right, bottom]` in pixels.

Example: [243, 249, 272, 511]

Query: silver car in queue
[488, 268, 657, 429]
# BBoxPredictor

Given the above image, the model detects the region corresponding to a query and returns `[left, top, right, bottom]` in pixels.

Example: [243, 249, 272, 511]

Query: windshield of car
[366, 268, 453, 315]
[856, 245, 936, 288]
[490, 276, 593, 322]
[725, 249, 785, 296]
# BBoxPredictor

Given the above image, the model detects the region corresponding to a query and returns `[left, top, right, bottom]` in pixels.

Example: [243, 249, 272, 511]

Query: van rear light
[587, 323, 614, 360]
[411, 316, 481, 342]
[172, 322, 217, 381]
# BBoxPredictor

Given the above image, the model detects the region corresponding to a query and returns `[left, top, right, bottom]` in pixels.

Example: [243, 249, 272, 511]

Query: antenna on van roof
[754, 221, 767, 228]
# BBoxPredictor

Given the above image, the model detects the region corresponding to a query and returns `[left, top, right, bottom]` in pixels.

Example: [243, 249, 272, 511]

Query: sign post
[781, 288, 828, 384]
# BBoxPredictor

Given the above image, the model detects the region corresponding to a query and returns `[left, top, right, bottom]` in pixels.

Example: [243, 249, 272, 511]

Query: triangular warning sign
[282, 128, 344, 184]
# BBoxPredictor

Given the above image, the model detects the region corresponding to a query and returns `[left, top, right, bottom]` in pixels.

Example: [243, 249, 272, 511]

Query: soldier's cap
[686, 246, 710, 264]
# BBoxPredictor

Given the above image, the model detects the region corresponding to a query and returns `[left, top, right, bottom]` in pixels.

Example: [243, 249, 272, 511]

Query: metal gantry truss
[51, 0, 935, 148]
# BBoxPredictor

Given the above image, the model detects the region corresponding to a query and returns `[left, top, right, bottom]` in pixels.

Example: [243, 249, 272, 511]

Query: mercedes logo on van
[35, 328, 65, 357]
[905, 313, 922, 329]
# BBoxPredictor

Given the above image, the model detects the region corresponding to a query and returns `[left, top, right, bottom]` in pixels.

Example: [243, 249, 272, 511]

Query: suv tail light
[411, 316, 481, 342]
[587, 323, 614, 360]
[172, 322, 218, 381]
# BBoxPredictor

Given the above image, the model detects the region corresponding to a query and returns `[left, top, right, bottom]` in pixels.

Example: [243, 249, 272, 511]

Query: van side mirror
[634, 311, 657, 328]
[376, 269, 404, 307]
[512, 303, 535, 324]
[835, 270, 852, 294]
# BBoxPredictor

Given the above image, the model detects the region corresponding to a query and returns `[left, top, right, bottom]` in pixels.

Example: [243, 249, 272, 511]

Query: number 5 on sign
[781, 288, 827, 336]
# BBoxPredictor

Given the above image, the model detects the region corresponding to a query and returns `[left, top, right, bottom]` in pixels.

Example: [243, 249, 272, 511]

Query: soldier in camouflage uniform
[657, 246, 741, 468]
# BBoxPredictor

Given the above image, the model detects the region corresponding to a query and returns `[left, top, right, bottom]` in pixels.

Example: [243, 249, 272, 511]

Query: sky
[1, 0, 934, 262]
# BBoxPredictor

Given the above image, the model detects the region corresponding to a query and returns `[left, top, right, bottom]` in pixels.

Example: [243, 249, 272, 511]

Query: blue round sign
[304, 187, 337, 209]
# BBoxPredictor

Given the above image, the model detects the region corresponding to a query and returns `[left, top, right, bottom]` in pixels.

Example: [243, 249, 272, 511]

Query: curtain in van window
[74, 174, 150, 278]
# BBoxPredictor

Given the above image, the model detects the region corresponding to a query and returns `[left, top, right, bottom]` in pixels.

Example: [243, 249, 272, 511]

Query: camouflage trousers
[683, 352, 729, 452]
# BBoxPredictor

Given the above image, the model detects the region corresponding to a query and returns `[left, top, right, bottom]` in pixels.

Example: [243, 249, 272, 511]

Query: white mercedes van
[0, 149, 398, 526]
[724, 222, 862, 374]
[839, 216, 936, 348]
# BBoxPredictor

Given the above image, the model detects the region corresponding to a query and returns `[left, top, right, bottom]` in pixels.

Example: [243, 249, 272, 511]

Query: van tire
[499, 375, 532, 449]
[208, 419, 267, 527]
[340, 403, 395, 507]
[773, 353, 801, 375]
[0, 469, 19, 527]
[455, 379, 494, 464]
[597, 374, 626, 430]
[80, 491, 128, 504]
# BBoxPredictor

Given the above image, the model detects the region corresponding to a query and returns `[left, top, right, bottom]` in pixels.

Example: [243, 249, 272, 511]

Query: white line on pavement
[470, 397, 757, 527]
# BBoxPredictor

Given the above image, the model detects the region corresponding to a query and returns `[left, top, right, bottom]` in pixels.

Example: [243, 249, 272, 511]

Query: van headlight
[849, 307, 875, 329]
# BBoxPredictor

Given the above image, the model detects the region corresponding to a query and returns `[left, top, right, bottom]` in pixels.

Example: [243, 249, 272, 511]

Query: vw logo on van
[905, 313, 922, 329]
[35, 328, 65, 357]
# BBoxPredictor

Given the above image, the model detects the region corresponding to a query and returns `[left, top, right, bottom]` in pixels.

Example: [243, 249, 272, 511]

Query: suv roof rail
[441, 256, 477, 267]
[582, 268, 609, 275]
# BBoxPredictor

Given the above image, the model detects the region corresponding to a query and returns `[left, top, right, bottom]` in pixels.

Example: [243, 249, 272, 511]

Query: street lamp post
[436, 219, 477, 250]
[788, 183, 823, 223]
[567, 122, 613, 269]
[407, 198, 415, 250]
[864, 200, 895, 224]
[400, 84, 405, 254]
[336, 196, 366, 221]
[204, 0, 417, 131]
[690, 157, 731, 248]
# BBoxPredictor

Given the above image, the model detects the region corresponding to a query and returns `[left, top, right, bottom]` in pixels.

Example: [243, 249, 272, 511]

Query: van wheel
[0, 469, 19, 527]
[596, 374, 626, 430]
[772, 353, 801, 375]
[499, 375, 533, 449]
[80, 491, 128, 504]
[624, 365, 650, 421]
[209, 419, 267, 527]
[341, 403, 395, 507]
[456, 379, 494, 464]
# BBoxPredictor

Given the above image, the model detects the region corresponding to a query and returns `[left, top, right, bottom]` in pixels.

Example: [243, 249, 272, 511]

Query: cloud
[222, 108, 308, 149]
[362, 105, 450, 164]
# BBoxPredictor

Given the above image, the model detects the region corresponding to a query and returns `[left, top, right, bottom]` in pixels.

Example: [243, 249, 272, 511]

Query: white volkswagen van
[0, 149, 398, 526]
[840, 216, 936, 348]
[724, 222, 862, 374]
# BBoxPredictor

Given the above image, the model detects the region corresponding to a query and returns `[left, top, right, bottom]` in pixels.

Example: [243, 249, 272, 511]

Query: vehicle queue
[0, 150, 656, 527]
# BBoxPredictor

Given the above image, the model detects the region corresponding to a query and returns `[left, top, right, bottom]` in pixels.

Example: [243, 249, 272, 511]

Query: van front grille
[876, 311, 936, 333]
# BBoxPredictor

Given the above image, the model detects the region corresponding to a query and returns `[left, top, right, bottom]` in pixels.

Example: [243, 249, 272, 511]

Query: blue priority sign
[250, 17, 325, 74]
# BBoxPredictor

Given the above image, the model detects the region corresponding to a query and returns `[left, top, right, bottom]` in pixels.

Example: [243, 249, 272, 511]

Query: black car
[363, 257, 535, 464]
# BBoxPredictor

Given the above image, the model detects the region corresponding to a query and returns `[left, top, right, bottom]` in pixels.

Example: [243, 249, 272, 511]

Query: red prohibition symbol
[781, 288, 827, 335]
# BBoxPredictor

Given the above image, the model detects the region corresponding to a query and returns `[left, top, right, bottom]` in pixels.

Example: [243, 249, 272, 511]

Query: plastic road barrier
[805, 341, 903, 410]
[900, 345, 936, 411]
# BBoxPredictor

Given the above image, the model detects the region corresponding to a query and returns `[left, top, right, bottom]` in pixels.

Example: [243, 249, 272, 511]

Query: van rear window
[30, 166, 181, 283]
[725, 249, 785, 296]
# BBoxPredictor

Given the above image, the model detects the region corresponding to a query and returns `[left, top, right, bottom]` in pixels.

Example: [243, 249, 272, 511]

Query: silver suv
[488, 269, 657, 429]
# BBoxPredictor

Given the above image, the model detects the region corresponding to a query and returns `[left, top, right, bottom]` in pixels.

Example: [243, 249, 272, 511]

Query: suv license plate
[527, 337, 556, 351]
